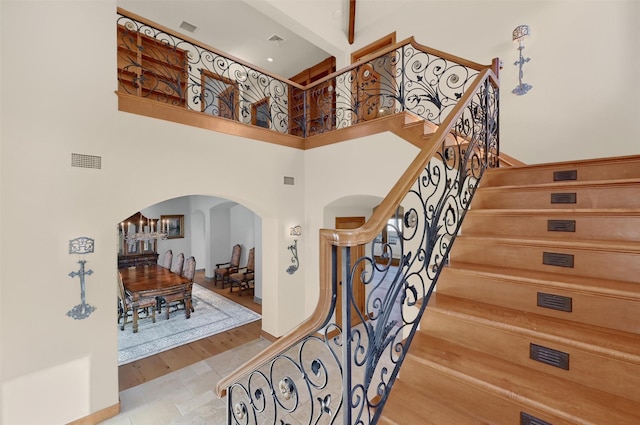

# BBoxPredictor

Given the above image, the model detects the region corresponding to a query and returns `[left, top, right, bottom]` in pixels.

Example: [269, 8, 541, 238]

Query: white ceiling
[117, 0, 335, 79]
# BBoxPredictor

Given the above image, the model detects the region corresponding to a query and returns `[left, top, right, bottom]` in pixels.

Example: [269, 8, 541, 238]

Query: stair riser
[482, 157, 640, 187]
[461, 213, 640, 242]
[450, 239, 640, 283]
[436, 269, 640, 334]
[400, 357, 574, 425]
[421, 310, 640, 402]
[472, 185, 640, 209]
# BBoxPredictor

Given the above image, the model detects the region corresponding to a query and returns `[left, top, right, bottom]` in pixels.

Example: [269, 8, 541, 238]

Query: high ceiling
[117, 0, 335, 79]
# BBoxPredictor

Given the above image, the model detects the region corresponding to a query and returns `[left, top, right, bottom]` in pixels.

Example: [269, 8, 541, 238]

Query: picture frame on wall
[161, 214, 184, 239]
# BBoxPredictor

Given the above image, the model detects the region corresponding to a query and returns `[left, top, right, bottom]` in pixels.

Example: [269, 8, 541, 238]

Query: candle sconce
[67, 236, 96, 319]
[286, 225, 302, 275]
[512, 24, 532, 96]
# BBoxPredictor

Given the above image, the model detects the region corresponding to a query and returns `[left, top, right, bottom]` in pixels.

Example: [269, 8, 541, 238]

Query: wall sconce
[67, 236, 96, 320]
[512, 24, 532, 96]
[286, 225, 302, 275]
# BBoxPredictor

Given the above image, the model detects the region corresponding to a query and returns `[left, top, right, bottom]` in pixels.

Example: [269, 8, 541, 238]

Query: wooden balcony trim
[117, 92, 305, 150]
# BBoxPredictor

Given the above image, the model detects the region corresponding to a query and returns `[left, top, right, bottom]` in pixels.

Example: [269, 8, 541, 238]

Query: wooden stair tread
[427, 293, 640, 361]
[454, 234, 640, 253]
[477, 176, 640, 191]
[441, 261, 640, 299]
[465, 208, 640, 216]
[485, 154, 640, 173]
[381, 378, 490, 424]
[405, 333, 640, 424]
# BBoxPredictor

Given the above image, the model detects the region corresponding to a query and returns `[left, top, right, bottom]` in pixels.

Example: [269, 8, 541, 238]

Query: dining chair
[171, 252, 184, 274]
[162, 249, 173, 268]
[214, 244, 241, 288]
[228, 247, 255, 296]
[160, 256, 196, 319]
[117, 271, 156, 332]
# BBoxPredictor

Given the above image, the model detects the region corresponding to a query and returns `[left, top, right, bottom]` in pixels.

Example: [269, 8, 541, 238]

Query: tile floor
[101, 338, 270, 425]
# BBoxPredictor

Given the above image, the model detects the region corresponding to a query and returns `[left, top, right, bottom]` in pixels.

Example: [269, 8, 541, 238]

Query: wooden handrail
[305, 36, 494, 91]
[215, 67, 497, 397]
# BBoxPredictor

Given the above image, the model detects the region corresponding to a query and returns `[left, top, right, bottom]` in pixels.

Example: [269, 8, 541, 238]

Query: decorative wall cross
[67, 236, 96, 320]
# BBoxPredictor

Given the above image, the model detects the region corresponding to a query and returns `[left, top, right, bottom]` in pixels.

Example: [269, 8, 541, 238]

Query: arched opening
[116, 194, 268, 389]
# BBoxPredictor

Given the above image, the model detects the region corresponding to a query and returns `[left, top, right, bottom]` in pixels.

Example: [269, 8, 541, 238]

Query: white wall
[0, 1, 304, 422]
[342, 0, 640, 164]
[304, 133, 419, 316]
[2, 1, 638, 423]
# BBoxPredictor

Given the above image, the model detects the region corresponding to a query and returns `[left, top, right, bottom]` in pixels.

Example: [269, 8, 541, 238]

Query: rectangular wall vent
[537, 292, 572, 312]
[543, 252, 574, 268]
[521, 411, 553, 425]
[71, 153, 102, 169]
[530, 343, 569, 370]
[550, 193, 576, 204]
[547, 219, 576, 232]
[179, 21, 198, 33]
[284, 176, 295, 185]
[553, 170, 577, 181]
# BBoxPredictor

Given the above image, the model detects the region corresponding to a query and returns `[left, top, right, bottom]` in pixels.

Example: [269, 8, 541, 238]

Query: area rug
[118, 283, 261, 365]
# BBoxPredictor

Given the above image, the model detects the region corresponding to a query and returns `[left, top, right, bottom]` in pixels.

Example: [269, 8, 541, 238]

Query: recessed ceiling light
[267, 57, 274, 63]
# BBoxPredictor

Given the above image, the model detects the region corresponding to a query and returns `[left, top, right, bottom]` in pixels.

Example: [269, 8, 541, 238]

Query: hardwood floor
[118, 270, 262, 392]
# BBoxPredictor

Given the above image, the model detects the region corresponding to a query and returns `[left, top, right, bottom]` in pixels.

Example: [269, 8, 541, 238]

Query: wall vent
[284, 176, 295, 185]
[179, 21, 198, 33]
[268, 34, 286, 45]
[71, 153, 102, 169]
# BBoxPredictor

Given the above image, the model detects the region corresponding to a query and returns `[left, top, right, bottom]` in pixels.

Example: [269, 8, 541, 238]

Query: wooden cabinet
[289, 57, 336, 136]
[118, 253, 159, 269]
[117, 25, 187, 107]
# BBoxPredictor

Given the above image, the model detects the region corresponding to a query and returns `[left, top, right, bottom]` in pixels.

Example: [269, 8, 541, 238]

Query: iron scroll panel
[117, 13, 480, 139]
[225, 79, 499, 425]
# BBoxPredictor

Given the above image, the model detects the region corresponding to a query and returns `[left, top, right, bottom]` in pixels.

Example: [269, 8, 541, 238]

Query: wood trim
[351, 32, 396, 63]
[260, 329, 279, 343]
[66, 402, 120, 425]
[117, 91, 305, 149]
[348, 0, 356, 45]
[499, 152, 526, 167]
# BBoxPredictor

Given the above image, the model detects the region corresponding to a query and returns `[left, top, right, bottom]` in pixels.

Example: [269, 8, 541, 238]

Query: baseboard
[260, 329, 278, 342]
[66, 402, 120, 425]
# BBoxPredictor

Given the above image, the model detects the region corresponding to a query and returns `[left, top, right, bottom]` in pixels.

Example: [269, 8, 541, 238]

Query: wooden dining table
[120, 265, 192, 332]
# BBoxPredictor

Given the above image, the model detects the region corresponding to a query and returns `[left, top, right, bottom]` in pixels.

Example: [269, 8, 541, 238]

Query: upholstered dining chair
[117, 271, 156, 332]
[228, 247, 255, 295]
[160, 256, 196, 319]
[214, 244, 241, 288]
[171, 252, 184, 274]
[162, 249, 173, 268]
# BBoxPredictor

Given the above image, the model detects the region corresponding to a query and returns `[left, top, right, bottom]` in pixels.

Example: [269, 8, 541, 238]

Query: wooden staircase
[379, 154, 640, 424]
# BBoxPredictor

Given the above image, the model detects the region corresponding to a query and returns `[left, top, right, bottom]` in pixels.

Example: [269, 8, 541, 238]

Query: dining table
[120, 265, 192, 332]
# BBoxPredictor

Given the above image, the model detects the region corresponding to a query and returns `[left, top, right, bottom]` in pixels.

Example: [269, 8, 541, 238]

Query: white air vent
[179, 21, 198, 33]
[268, 34, 286, 45]
[71, 153, 102, 169]
[284, 176, 295, 185]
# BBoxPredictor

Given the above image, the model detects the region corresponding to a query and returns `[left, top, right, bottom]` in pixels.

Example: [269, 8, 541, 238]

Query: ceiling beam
[348, 0, 356, 44]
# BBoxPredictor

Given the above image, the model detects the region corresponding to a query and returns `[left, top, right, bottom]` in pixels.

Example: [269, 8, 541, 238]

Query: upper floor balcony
[116, 8, 498, 149]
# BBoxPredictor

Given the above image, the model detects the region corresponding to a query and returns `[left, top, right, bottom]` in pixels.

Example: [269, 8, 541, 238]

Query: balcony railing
[117, 9, 488, 139]
[116, 9, 500, 424]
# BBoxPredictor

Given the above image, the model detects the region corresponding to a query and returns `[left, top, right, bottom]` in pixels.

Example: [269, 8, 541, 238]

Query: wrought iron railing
[116, 9, 487, 138]
[217, 67, 499, 424]
[116, 9, 499, 424]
